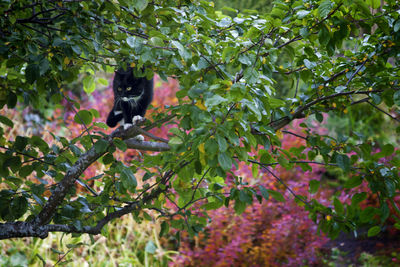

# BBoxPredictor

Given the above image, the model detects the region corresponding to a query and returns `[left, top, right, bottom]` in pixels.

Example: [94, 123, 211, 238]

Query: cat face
[113, 68, 147, 99]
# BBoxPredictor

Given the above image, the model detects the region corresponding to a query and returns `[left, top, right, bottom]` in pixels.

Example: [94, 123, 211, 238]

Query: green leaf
[318, 0, 333, 18]
[315, 112, 323, 123]
[218, 152, 232, 170]
[30, 136, 49, 153]
[318, 24, 330, 46]
[370, 93, 381, 104]
[102, 153, 114, 165]
[202, 201, 223, 210]
[25, 64, 40, 83]
[6, 156, 22, 173]
[6, 92, 17, 108]
[0, 115, 14, 128]
[366, 0, 380, 9]
[94, 139, 109, 153]
[83, 76, 95, 94]
[113, 138, 127, 152]
[205, 95, 227, 108]
[159, 221, 169, 237]
[168, 137, 183, 146]
[241, 99, 261, 120]
[335, 85, 346, 93]
[216, 134, 228, 152]
[13, 136, 28, 151]
[142, 211, 152, 221]
[344, 176, 363, 188]
[277, 155, 289, 169]
[351, 192, 367, 206]
[243, 67, 259, 84]
[134, 0, 148, 12]
[258, 185, 269, 201]
[303, 59, 317, 69]
[74, 110, 93, 125]
[19, 165, 34, 177]
[234, 199, 246, 215]
[381, 144, 394, 156]
[90, 109, 100, 118]
[121, 167, 137, 191]
[97, 78, 108, 86]
[336, 154, 350, 172]
[223, 47, 237, 63]
[10, 196, 28, 220]
[171, 40, 191, 60]
[205, 138, 218, 155]
[297, 10, 310, 19]
[300, 27, 310, 38]
[393, 91, 400, 107]
[238, 54, 252, 65]
[239, 190, 252, 204]
[39, 58, 50, 75]
[149, 36, 164, 47]
[394, 20, 400, 32]
[367, 226, 380, 237]
[127, 36, 141, 49]
[354, 0, 372, 18]
[94, 122, 108, 129]
[267, 189, 285, 202]
[333, 197, 344, 214]
[309, 179, 320, 194]
[360, 207, 376, 222]
[384, 178, 396, 197]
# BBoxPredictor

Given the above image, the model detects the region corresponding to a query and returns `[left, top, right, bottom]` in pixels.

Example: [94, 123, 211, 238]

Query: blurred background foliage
[214, 0, 273, 14]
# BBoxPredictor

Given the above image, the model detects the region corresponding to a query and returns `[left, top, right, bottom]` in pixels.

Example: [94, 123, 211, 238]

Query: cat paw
[134, 134, 145, 141]
[123, 123, 133, 130]
[132, 115, 144, 125]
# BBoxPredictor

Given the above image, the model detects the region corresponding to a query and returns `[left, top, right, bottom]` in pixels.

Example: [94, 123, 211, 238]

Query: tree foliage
[0, 0, 400, 241]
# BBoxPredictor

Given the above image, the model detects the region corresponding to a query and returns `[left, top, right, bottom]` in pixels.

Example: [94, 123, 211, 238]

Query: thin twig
[282, 130, 307, 140]
[0, 145, 56, 166]
[137, 128, 169, 143]
[367, 101, 400, 122]
[53, 247, 74, 266]
[249, 160, 311, 207]
[180, 167, 211, 210]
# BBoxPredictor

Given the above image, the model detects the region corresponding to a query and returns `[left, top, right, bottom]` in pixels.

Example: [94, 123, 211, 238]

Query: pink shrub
[171, 125, 332, 266]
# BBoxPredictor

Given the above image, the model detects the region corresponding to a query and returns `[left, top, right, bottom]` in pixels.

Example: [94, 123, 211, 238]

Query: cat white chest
[121, 93, 143, 102]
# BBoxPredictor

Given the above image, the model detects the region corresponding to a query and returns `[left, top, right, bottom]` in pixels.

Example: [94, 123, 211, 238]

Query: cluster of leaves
[0, 0, 399, 244]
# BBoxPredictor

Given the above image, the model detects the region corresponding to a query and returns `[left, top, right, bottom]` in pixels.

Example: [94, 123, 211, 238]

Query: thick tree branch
[0, 123, 170, 240]
[125, 139, 170, 151]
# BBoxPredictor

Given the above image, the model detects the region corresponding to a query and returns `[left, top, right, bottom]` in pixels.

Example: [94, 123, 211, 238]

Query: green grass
[0, 215, 178, 266]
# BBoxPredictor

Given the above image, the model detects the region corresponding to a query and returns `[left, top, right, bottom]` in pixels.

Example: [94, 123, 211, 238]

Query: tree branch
[269, 88, 396, 131]
[367, 101, 400, 123]
[125, 139, 170, 151]
[0, 123, 170, 239]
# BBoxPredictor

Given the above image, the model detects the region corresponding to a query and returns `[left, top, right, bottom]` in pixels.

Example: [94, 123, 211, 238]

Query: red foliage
[171, 124, 331, 266]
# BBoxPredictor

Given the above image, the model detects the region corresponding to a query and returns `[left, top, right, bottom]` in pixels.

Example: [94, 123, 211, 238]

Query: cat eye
[118, 87, 122, 91]
[126, 87, 132, 91]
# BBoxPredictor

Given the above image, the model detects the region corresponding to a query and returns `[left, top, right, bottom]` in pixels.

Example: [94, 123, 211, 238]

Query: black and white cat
[106, 67, 153, 131]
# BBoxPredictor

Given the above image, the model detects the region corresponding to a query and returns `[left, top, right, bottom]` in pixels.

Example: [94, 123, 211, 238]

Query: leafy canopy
[0, 0, 400, 240]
